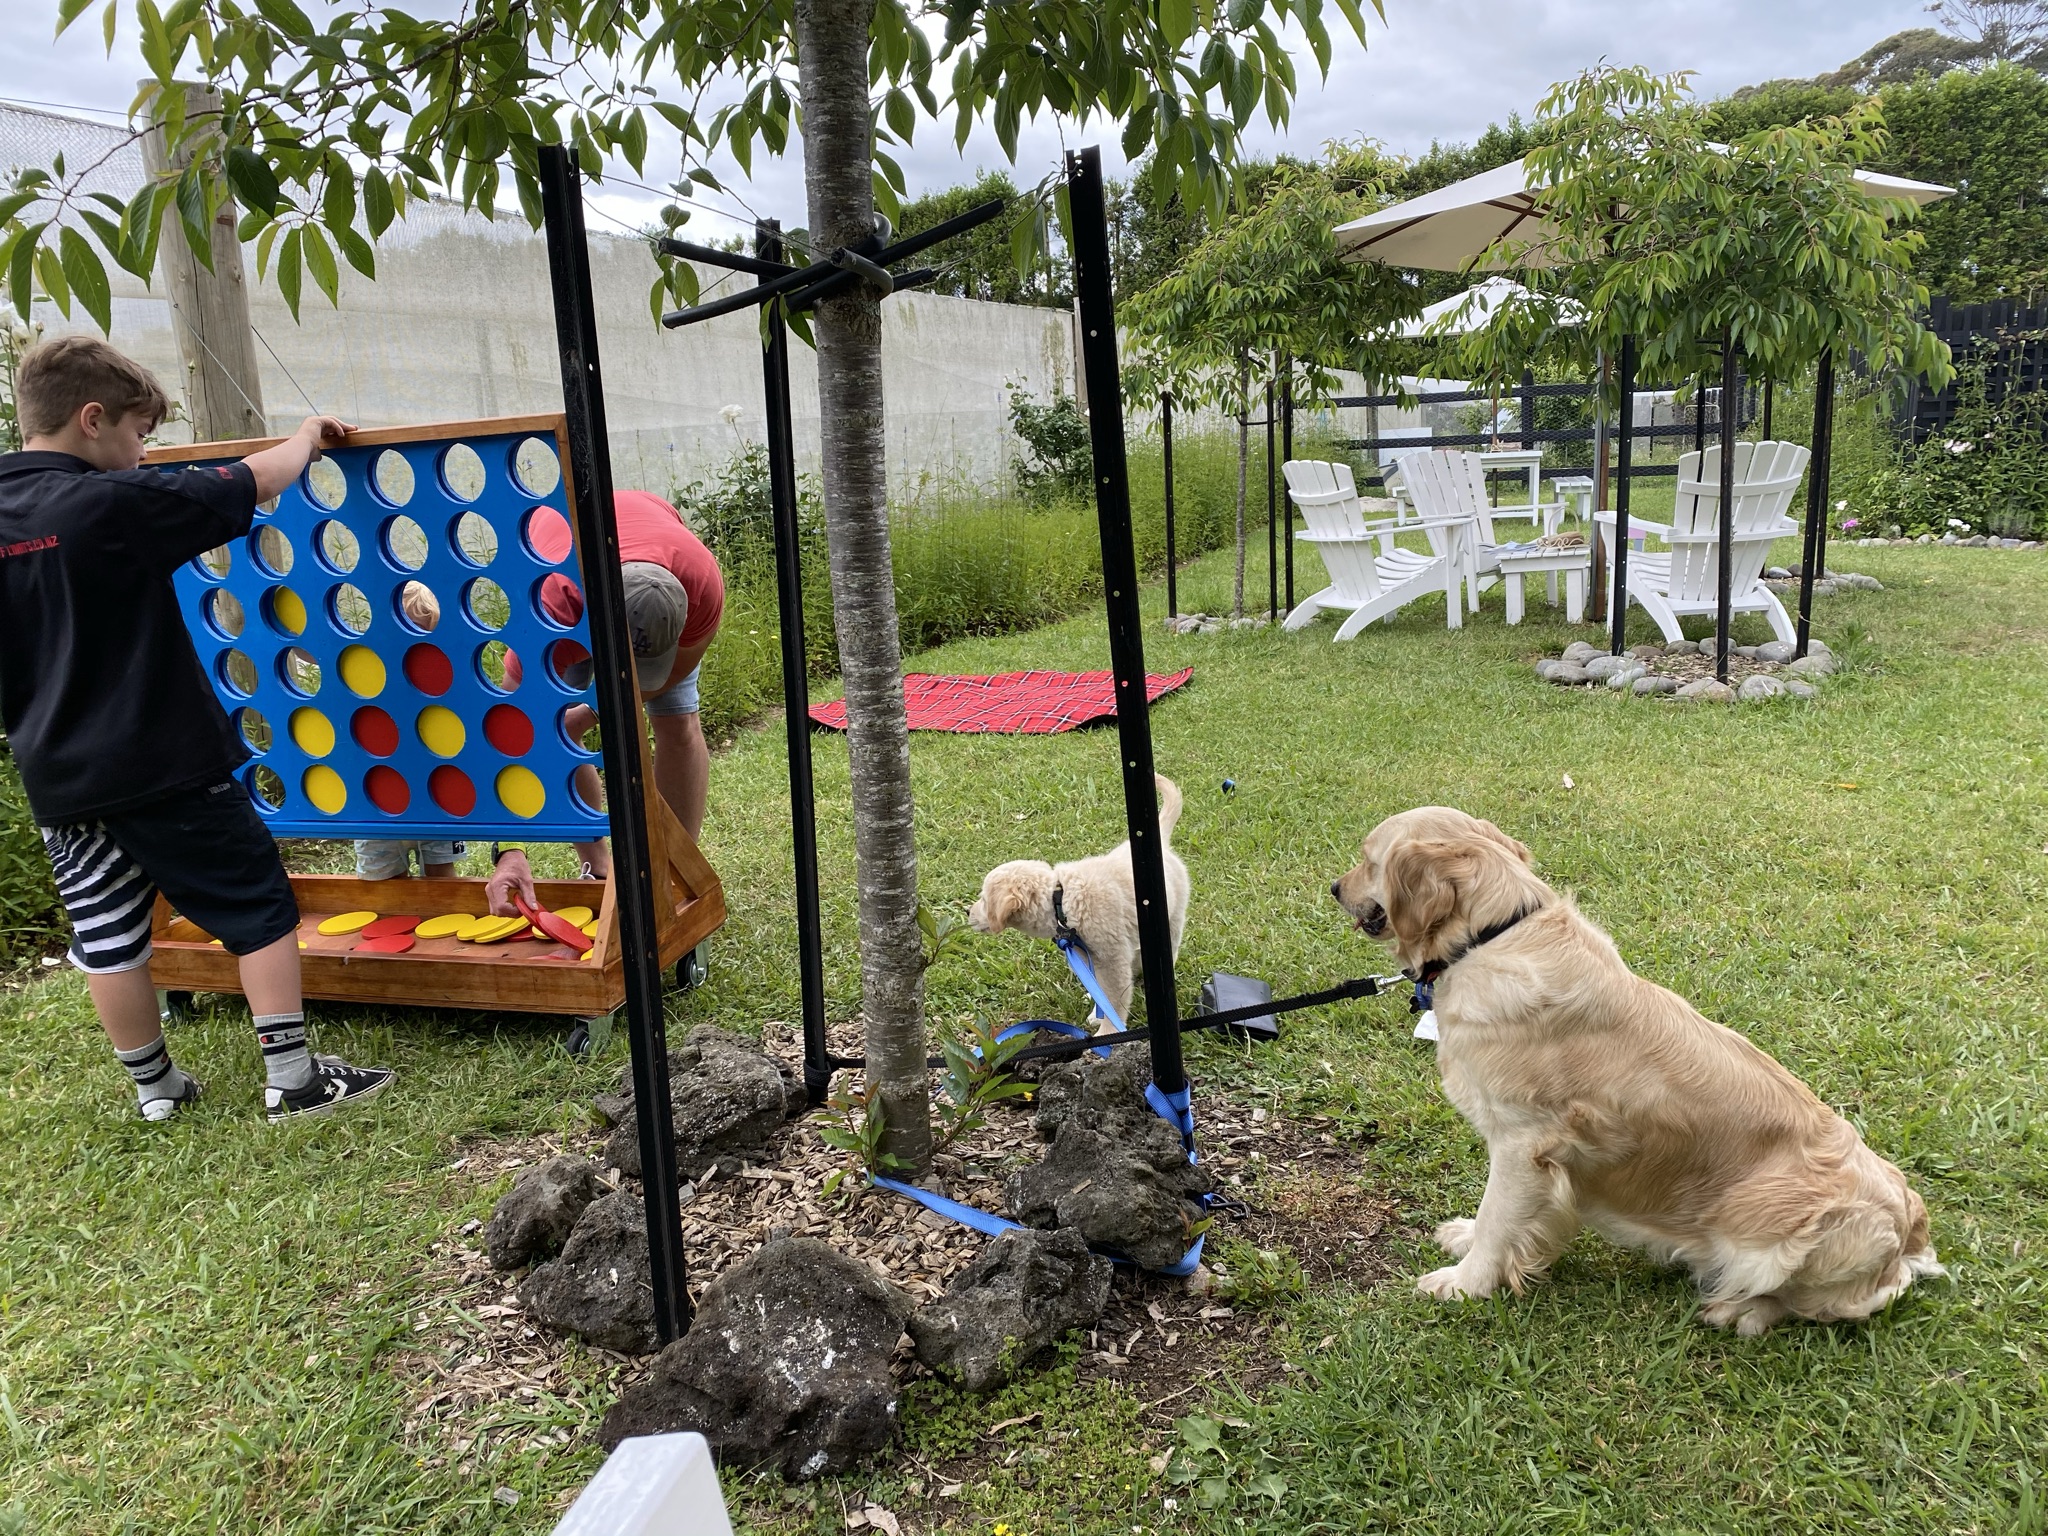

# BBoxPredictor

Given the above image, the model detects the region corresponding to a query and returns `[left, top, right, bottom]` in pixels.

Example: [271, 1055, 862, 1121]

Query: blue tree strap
[870, 1176, 1024, 1238]
[1057, 937, 1126, 1029]
[990, 1018, 1111, 1060]
[1146, 1080, 1197, 1157]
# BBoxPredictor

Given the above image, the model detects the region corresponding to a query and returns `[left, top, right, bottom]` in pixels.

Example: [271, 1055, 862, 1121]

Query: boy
[0, 335, 393, 1123]
[353, 581, 463, 881]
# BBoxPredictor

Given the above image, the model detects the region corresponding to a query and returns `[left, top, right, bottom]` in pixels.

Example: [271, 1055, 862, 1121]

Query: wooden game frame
[140, 414, 725, 1017]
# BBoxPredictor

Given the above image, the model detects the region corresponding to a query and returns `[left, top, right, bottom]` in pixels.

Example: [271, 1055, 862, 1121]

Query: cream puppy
[968, 775, 1188, 1027]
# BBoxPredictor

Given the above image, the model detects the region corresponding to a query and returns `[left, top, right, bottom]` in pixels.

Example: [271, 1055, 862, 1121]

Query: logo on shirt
[0, 534, 59, 561]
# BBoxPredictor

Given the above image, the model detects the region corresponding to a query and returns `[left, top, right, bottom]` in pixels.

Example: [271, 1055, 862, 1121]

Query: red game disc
[483, 702, 535, 756]
[352, 706, 401, 757]
[404, 643, 454, 696]
[429, 765, 476, 816]
[362, 915, 421, 938]
[365, 764, 410, 814]
[355, 933, 415, 954]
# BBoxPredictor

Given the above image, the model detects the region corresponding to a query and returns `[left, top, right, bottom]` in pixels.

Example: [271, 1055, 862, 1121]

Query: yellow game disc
[553, 905, 593, 927]
[316, 910, 379, 936]
[339, 644, 386, 697]
[416, 705, 465, 758]
[453, 914, 507, 941]
[269, 586, 307, 637]
[579, 948, 593, 962]
[580, 919, 599, 938]
[209, 939, 224, 948]
[298, 941, 308, 949]
[289, 706, 335, 757]
[414, 913, 474, 939]
[302, 764, 347, 815]
[495, 764, 545, 819]
[473, 918, 530, 943]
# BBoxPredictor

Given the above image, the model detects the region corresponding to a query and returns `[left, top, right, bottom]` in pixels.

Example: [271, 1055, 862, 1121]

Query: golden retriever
[1332, 806, 1941, 1335]
[968, 774, 1187, 1028]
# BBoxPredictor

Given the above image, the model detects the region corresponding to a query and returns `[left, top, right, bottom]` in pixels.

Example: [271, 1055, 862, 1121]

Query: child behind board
[352, 581, 466, 880]
[0, 336, 393, 1122]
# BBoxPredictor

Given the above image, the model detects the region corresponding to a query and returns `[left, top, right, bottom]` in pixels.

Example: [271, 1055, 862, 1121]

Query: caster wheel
[563, 1022, 592, 1057]
[675, 943, 708, 992]
[159, 990, 195, 1025]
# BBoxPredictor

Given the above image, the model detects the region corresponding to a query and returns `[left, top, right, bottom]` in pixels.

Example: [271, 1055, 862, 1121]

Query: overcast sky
[0, 0, 1928, 241]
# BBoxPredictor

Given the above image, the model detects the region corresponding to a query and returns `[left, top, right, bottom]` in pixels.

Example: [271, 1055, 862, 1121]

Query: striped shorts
[39, 823, 159, 973]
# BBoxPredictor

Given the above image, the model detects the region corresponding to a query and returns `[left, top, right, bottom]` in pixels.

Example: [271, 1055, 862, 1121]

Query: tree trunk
[1233, 350, 1250, 617]
[794, 0, 931, 1175]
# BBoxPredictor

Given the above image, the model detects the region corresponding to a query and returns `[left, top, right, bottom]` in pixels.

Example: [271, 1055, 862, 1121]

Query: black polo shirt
[0, 451, 258, 824]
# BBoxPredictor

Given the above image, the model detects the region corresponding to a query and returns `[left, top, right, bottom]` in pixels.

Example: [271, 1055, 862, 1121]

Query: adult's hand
[485, 848, 537, 917]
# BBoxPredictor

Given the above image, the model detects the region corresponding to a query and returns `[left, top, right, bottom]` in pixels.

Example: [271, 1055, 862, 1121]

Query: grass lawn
[2, 530, 2045, 1534]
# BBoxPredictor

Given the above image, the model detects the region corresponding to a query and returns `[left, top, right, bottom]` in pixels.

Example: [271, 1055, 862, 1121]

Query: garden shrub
[1006, 385, 1095, 506]
[1850, 347, 2048, 540]
[0, 751, 59, 965]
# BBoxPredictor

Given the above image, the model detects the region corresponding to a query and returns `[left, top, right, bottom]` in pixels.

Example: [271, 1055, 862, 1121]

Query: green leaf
[1161, 0, 1196, 47]
[253, 0, 314, 32]
[276, 225, 303, 319]
[135, 0, 174, 82]
[35, 244, 71, 319]
[334, 225, 375, 279]
[8, 224, 40, 321]
[0, 191, 39, 227]
[225, 146, 281, 217]
[302, 221, 339, 306]
[362, 168, 395, 238]
[174, 166, 213, 274]
[58, 226, 112, 332]
[321, 160, 356, 231]
[55, 0, 97, 35]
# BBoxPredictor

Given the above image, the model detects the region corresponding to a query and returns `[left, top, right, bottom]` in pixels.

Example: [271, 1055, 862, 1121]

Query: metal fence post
[1796, 348, 1836, 660]
[1714, 337, 1739, 682]
[1609, 334, 1638, 655]
[1162, 391, 1177, 620]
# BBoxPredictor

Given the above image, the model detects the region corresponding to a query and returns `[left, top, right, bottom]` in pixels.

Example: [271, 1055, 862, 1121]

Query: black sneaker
[266, 1056, 395, 1123]
[140, 1075, 203, 1123]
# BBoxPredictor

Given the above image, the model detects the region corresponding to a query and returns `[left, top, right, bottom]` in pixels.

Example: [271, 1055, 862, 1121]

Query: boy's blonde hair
[401, 581, 441, 631]
[16, 335, 170, 439]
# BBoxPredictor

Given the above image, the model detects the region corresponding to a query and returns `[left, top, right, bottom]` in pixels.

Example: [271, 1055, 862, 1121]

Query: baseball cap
[552, 562, 689, 693]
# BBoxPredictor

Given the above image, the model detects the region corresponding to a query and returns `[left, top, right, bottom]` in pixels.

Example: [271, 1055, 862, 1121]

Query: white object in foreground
[1281, 459, 1465, 638]
[1495, 544, 1590, 625]
[551, 1433, 733, 1536]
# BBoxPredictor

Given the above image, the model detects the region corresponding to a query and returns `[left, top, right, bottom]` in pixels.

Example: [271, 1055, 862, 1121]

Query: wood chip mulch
[390, 1017, 1402, 1503]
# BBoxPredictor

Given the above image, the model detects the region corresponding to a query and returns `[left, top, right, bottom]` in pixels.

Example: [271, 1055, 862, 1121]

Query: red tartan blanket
[808, 667, 1194, 734]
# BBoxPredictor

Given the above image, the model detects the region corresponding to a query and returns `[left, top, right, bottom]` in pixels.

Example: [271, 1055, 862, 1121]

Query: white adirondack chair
[1399, 449, 1506, 620]
[1621, 440, 1810, 644]
[1282, 460, 1463, 638]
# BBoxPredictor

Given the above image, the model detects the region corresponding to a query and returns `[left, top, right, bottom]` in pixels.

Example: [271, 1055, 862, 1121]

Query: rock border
[1535, 636, 1838, 703]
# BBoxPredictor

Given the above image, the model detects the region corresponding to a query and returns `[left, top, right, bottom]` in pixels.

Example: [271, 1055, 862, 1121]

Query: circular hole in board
[371, 449, 415, 507]
[216, 647, 258, 698]
[302, 764, 347, 815]
[495, 765, 546, 819]
[278, 647, 322, 697]
[204, 588, 246, 640]
[329, 583, 373, 637]
[255, 494, 281, 517]
[192, 544, 232, 581]
[464, 577, 508, 632]
[263, 586, 307, 638]
[382, 514, 428, 573]
[338, 644, 386, 697]
[545, 638, 593, 692]
[251, 524, 295, 577]
[314, 520, 361, 575]
[570, 762, 603, 812]
[235, 706, 271, 754]
[556, 704, 599, 756]
[534, 572, 583, 629]
[416, 704, 466, 758]
[402, 643, 453, 697]
[396, 580, 441, 633]
[440, 443, 486, 502]
[521, 506, 573, 566]
[510, 436, 561, 499]
[478, 640, 519, 694]
[351, 705, 400, 756]
[249, 764, 287, 812]
[429, 765, 477, 817]
[452, 510, 499, 568]
[365, 764, 410, 814]
[289, 706, 336, 757]
[304, 457, 347, 511]
[483, 703, 534, 756]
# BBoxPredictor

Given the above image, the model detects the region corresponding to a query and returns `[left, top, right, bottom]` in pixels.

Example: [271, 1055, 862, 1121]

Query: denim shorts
[354, 839, 466, 880]
[643, 664, 702, 717]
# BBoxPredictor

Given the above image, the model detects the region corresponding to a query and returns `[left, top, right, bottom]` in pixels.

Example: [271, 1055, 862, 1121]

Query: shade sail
[1336, 154, 1954, 273]
[1395, 276, 1587, 338]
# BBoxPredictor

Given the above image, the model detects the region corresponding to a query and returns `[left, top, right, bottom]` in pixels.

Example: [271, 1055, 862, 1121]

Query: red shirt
[507, 491, 725, 689]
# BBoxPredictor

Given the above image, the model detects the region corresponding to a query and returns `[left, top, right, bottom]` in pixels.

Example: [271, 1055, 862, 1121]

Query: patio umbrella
[1394, 276, 1587, 338]
[1336, 154, 1952, 665]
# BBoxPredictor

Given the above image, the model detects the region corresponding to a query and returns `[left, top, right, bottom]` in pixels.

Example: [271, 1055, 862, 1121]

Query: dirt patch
[392, 1022, 1400, 1502]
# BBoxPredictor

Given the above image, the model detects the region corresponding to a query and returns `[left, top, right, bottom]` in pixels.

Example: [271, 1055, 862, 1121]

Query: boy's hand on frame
[297, 416, 354, 455]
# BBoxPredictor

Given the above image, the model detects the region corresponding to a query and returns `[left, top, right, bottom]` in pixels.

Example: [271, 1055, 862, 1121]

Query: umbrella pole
[1715, 336, 1739, 683]
[1162, 391, 1177, 621]
[1266, 373, 1278, 621]
[1796, 349, 1835, 659]
[1281, 360, 1295, 615]
[1762, 376, 1774, 440]
[1609, 334, 1637, 655]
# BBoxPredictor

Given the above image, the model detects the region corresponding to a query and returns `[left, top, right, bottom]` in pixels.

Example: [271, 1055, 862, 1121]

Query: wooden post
[139, 85, 268, 441]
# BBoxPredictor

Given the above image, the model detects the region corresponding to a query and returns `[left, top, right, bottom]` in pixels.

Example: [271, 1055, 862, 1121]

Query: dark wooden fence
[1904, 296, 2048, 444]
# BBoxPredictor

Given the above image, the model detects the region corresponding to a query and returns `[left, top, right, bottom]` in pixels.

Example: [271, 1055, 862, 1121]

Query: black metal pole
[1067, 146, 1183, 1098]
[1762, 376, 1775, 440]
[1161, 391, 1177, 620]
[1796, 348, 1835, 660]
[1715, 336, 1739, 682]
[537, 144, 691, 1341]
[1694, 369, 1709, 457]
[1609, 334, 1637, 655]
[1520, 367, 1536, 451]
[1280, 362, 1294, 614]
[756, 221, 832, 1106]
[1265, 373, 1277, 620]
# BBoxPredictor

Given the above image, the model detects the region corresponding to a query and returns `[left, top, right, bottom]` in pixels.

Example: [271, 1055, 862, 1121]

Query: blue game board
[160, 418, 612, 842]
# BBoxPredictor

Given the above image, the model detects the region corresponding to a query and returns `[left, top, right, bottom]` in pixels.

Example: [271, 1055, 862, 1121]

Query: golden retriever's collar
[1407, 903, 1541, 984]
[1051, 883, 1088, 953]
